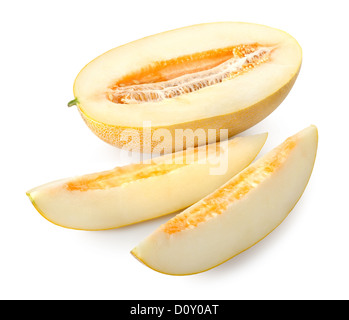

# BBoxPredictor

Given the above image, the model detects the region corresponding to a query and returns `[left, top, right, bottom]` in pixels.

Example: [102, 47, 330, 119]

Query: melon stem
[67, 98, 78, 107]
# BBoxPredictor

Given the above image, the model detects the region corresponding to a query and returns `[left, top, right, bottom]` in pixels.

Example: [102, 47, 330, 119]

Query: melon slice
[70, 22, 302, 152]
[131, 126, 318, 275]
[26, 133, 267, 230]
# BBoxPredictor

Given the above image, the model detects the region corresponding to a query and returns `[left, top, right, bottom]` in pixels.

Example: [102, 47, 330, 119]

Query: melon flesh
[131, 126, 318, 275]
[27, 133, 267, 230]
[71, 22, 302, 151]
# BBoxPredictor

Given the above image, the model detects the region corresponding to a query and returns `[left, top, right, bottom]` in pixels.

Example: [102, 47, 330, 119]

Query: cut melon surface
[70, 22, 302, 151]
[26, 133, 267, 230]
[131, 125, 318, 275]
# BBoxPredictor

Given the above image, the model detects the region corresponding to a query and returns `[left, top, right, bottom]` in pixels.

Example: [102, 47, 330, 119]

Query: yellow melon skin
[77, 70, 299, 152]
[71, 22, 302, 153]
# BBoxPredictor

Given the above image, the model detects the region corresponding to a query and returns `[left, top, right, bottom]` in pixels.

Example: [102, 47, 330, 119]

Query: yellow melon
[69, 22, 302, 152]
[132, 126, 318, 275]
[26, 133, 267, 230]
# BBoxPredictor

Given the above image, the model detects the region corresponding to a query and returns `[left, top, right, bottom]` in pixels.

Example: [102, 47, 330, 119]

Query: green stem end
[67, 98, 79, 107]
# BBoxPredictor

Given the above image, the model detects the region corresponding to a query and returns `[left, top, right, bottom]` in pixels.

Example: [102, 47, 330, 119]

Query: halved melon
[131, 125, 318, 275]
[70, 22, 302, 152]
[26, 133, 267, 230]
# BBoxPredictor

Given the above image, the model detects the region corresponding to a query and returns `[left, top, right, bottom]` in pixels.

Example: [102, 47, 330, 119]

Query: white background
[1, 0, 348, 300]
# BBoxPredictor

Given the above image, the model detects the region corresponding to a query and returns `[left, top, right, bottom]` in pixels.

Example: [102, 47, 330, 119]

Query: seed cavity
[107, 44, 273, 104]
[65, 163, 186, 191]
